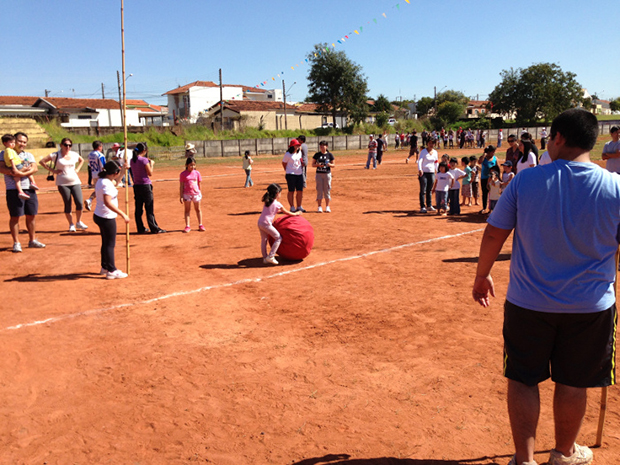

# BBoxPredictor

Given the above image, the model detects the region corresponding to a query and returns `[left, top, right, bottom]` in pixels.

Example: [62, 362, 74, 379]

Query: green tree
[375, 112, 389, 127]
[610, 98, 620, 112]
[435, 101, 465, 126]
[488, 63, 583, 125]
[416, 96, 434, 117]
[373, 94, 393, 114]
[306, 43, 369, 127]
[436, 90, 469, 107]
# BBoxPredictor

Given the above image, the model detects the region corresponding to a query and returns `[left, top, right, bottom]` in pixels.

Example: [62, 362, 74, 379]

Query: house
[163, 81, 283, 123]
[295, 103, 346, 129]
[592, 99, 612, 115]
[126, 99, 168, 126]
[0, 96, 46, 117]
[206, 100, 298, 131]
[32, 97, 143, 128]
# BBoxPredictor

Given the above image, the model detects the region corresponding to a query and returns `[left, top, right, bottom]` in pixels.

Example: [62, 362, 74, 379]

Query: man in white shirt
[417, 139, 438, 213]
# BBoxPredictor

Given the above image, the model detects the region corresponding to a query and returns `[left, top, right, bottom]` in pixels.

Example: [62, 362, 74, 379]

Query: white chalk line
[3, 228, 484, 332]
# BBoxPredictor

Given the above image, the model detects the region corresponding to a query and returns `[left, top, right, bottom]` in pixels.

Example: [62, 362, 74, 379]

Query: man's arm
[601, 146, 620, 160]
[0, 160, 11, 176]
[472, 224, 513, 307]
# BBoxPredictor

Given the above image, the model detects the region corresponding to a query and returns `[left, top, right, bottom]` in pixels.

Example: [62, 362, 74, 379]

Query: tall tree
[306, 43, 369, 126]
[488, 63, 583, 125]
[610, 98, 620, 113]
[436, 90, 468, 107]
[373, 94, 393, 113]
[416, 96, 434, 117]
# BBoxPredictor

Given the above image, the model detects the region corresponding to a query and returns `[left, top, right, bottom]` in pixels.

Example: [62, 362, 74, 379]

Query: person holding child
[258, 183, 300, 265]
[179, 156, 204, 233]
[2, 134, 39, 200]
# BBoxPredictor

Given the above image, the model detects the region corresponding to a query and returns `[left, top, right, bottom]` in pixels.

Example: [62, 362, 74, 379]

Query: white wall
[61, 108, 142, 127]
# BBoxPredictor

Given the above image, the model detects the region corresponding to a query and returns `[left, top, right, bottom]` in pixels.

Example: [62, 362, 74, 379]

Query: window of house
[78, 115, 92, 120]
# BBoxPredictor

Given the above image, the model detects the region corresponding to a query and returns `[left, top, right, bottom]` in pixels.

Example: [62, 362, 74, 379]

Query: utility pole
[282, 80, 288, 130]
[434, 86, 437, 112]
[45, 89, 50, 98]
[117, 71, 124, 127]
[101, 83, 105, 99]
[219, 68, 224, 132]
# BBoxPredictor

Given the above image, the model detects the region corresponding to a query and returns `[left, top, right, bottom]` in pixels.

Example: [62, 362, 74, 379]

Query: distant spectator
[601, 126, 620, 174]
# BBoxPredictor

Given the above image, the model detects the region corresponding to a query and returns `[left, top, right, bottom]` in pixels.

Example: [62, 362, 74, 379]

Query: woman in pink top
[258, 183, 299, 265]
[179, 157, 204, 233]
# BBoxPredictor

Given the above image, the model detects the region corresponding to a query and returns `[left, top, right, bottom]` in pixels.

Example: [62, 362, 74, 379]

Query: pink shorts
[183, 193, 202, 202]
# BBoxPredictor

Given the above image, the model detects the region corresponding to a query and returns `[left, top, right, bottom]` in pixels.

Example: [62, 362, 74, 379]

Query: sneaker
[290, 206, 296, 212]
[69, 224, 77, 232]
[106, 269, 128, 280]
[99, 268, 107, 275]
[420, 208, 427, 213]
[76, 221, 88, 230]
[18, 192, 30, 200]
[183, 226, 191, 233]
[84, 198, 93, 211]
[508, 455, 538, 465]
[198, 224, 206, 232]
[549, 444, 593, 465]
[405, 158, 409, 164]
[325, 206, 331, 213]
[31, 183, 40, 191]
[428, 206, 437, 212]
[263, 257, 279, 265]
[297, 206, 306, 213]
[117, 182, 124, 188]
[28, 239, 46, 248]
[12, 242, 22, 253]
[317, 206, 323, 213]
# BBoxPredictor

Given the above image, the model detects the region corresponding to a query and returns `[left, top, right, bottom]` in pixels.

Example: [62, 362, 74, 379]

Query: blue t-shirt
[88, 150, 106, 177]
[480, 155, 497, 179]
[488, 159, 620, 314]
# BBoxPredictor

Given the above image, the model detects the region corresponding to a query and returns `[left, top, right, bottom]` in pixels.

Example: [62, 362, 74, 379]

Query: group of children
[431, 154, 514, 216]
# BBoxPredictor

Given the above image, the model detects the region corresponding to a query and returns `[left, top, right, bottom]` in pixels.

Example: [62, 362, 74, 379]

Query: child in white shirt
[431, 162, 453, 216]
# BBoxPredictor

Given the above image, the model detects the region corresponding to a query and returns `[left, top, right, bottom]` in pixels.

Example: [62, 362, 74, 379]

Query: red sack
[268, 215, 314, 260]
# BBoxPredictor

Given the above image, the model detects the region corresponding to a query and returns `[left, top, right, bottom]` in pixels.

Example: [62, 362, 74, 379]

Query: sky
[2, 0, 618, 107]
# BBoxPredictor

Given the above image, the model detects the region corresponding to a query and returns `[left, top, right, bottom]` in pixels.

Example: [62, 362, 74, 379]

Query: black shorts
[6, 189, 38, 217]
[503, 300, 617, 388]
[285, 173, 304, 192]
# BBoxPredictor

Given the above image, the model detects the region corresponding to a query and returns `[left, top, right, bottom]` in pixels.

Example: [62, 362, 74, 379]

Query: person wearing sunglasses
[39, 137, 88, 232]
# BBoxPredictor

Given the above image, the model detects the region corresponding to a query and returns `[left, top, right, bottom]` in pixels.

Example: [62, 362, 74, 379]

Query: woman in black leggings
[93, 161, 130, 279]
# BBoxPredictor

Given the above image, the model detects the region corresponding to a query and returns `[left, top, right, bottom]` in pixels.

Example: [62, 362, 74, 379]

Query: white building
[163, 80, 282, 123]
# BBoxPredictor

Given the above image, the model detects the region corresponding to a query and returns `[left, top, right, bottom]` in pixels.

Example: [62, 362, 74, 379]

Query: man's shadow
[290, 453, 512, 465]
[200, 257, 302, 270]
[5, 272, 102, 282]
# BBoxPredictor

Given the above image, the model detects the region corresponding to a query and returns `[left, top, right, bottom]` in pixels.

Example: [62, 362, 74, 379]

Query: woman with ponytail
[129, 142, 165, 234]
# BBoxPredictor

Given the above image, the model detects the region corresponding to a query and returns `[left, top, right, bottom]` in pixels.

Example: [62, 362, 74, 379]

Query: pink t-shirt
[258, 200, 282, 227]
[180, 169, 202, 196]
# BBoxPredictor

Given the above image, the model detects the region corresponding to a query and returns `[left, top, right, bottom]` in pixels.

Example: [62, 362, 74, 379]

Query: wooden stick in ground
[594, 386, 608, 447]
[120, 0, 130, 275]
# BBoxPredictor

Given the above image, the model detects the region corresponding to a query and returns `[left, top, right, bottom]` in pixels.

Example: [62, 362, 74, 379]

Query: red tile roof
[37, 97, 121, 110]
[296, 103, 322, 112]
[163, 81, 219, 95]
[0, 96, 39, 106]
[221, 100, 296, 112]
[468, 100, 489, 107]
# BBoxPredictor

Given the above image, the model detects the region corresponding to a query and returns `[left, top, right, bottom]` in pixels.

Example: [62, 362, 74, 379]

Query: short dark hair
[520, 132, 531, 141]
[99, 161, 121, 179]
[550, 108, 598, 150]
[461, 156, 469, 164]
[438, 161, 448, 172]
[92, 140, 103, 150]
[507, 134, 516, 142]
[469, 156, 477, 163]
[14, 131, 28, 140]
[2, 134, 15, 144]
[610, 126, 619, 134]
[449, 157, 458, 164]
[297, 135, 306, 143]
[319, 140, 328, 146]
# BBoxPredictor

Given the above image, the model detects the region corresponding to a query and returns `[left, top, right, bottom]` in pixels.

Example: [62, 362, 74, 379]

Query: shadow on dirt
[290, 453, 512, 465]
[200, 257, 302, 270]
[443, 253, 512, 264]
[5, 272, 102, 282]
[228, 211, 261, 216]
[363, 210, 490, 224]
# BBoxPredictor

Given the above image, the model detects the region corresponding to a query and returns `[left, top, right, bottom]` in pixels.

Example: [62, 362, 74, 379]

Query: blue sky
[3, 0, 618, 106]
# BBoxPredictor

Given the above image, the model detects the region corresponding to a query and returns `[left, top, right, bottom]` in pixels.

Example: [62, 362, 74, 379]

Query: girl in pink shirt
[258, 183, 299, 265]
[179, 157, 204, 233]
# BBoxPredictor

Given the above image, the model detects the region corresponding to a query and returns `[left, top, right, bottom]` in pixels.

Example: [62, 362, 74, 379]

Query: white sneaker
[28, 239, 45, 248]
[12, 242, 22, 253]
[508, 455, 538, 465]
[263, 257, 279, 265]
[549, 444, 593, 465]
[106, 269, 128, 280]
[76, 221, 88, 230]
[84, 198, 93, 211]
[420, 208, 427, 213]
[428, 206, 437, 212]
[317, 206, 323, 213]
[325, 206, 331, 213]
[69, 224, 76, 232]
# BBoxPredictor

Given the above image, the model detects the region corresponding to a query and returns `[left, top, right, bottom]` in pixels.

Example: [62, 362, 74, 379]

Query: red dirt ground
[1, 147, 618, 464]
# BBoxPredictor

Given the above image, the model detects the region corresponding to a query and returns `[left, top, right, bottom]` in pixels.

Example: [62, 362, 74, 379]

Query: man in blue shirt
[472, 109, 617, 465]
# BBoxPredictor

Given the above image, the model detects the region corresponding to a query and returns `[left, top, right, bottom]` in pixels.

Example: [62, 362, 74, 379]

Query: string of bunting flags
[252, 0, 411, 89]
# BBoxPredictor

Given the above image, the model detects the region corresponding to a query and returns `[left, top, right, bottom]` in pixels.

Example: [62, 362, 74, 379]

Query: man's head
[14, 132, 28, 153]
[297, 135, 306, 143]
[369, 134, 374, 140]
[520, 132, 532, 142]
[93, 140, 103, 151]
[610, 126, 619, 141]
[548, 109, 598, 160]
[2, 134, 15, 149]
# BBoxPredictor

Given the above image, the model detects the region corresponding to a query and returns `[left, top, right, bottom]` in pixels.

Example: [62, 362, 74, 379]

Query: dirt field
[1, 146, 618, 464]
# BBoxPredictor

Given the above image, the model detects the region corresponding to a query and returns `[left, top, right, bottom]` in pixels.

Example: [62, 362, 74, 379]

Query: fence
[66, 120, 620, 160]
